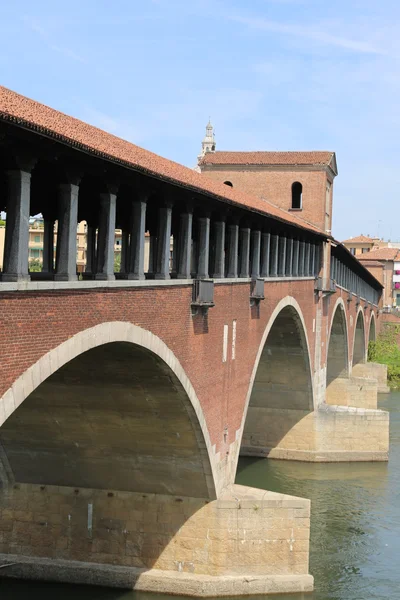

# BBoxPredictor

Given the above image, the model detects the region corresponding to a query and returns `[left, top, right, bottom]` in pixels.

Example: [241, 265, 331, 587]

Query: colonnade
[1, 165, 323, 284]
[331, 255, 379, 305]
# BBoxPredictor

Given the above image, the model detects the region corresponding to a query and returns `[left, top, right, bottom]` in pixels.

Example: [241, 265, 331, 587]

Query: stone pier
[0, 483, 312, 597]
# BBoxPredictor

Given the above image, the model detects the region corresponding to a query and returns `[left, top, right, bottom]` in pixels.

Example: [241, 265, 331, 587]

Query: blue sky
[1, 0, 399, 241]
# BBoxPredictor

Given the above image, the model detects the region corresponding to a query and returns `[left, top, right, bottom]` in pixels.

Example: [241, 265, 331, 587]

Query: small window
[350, 248, 356, 255]
[224, 181, 233, 187]
[362, 247, 369, 254]
[291, 182, 302, 209]
[30, 249, 40, 258]
[34, 235, 41, 243]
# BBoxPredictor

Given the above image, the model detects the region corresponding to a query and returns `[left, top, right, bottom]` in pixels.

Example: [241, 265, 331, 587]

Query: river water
[1, 392, 400, 600]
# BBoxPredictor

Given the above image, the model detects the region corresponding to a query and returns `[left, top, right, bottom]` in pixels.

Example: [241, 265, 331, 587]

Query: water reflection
[1, 393, 400, 600]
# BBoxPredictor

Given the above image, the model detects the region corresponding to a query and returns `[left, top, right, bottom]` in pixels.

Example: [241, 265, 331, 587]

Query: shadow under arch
[353, 309, 366, 366]
[368, 311, 376, 344]
[0, 322, 217, 499]
[326, 299, 349, 384]
[238, 298, 314, 462]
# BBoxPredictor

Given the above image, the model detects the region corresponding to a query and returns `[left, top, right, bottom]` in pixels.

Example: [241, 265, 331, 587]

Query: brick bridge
[0, 87, 389, 596]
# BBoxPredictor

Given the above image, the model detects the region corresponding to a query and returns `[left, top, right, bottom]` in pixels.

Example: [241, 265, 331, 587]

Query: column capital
[10, 150, 37, 173]
[60, 164, 83, 186]
[102, 182, 120, 196]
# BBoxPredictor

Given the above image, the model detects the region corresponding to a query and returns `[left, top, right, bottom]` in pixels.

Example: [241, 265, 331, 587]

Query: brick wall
[201, 167, 331, 232]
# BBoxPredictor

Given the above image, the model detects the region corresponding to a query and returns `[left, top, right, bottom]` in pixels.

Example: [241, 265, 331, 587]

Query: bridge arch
[353, 308, 366, 366]
[326, 298, 349, 384]
[0, 322, 218, 499]
[238, 297, 314, 463]
[368, 311, 376, 344]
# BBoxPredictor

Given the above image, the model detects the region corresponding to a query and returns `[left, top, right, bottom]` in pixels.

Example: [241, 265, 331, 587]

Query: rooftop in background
[342, 234, 376, 244]
[200, 151, 337, 173]
[361, 248, 400, 261]
[0, 86, 325, 237]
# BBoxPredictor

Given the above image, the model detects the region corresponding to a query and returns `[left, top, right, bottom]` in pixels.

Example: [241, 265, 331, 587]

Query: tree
[28, 259, 42, 272]
[114, 252, 121, 273]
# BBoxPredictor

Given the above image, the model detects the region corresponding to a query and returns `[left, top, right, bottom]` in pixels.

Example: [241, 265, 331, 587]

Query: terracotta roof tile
[342, 235, 375, 244]
[361, 248, 400, 261]
[0, 86, 325, 237]
[200, 150, 335, 168]
[358, 260, 385, 268]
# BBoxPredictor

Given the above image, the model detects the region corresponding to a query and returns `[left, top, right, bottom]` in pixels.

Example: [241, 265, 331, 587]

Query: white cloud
[230, 15, 386, 55]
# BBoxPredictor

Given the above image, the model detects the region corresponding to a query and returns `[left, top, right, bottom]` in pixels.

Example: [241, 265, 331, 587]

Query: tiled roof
[358, 260, 384, 268]
[0, 86, 325, 236]
[342, 235, 375, 244]
[200, 150, 335, 168]
[361, 248, 400, 261]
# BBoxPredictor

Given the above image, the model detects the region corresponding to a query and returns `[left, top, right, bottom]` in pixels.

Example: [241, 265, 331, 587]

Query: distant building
[196, 124, 337, 233]
[359, 247, 400, 308]
[0, 220, 125, 274]
[341, 235, 380, 256]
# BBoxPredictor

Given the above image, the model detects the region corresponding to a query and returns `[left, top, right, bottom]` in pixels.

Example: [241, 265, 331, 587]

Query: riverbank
[369, 323, 400, 388]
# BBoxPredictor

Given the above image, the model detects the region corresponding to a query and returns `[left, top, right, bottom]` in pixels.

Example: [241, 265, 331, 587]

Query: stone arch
[369, 311, 376, 343]
[353, 308, 366, 366]
[0, 322, 218, 499]
[237, 297, 314, 463]
[326, 298, 349, 384]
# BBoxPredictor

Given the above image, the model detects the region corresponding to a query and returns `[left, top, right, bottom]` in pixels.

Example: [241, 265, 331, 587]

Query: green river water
[1, 392, 400, 600]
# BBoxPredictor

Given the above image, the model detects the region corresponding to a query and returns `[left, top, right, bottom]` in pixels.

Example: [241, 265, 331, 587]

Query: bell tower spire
[196, 119, 216, 169]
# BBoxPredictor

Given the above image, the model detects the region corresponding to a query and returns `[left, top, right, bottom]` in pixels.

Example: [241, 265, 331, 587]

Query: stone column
[177, 211, 193, 279]
[278, 236, 287, 276]
[239, 227, 250, 278]
[250, 229, 261, 279]
[286, 238, 294, 277]
[55, 183, 79, 282]
[261, 232, 270, 278]
[42, 217, 55, 275]
[270, 234, 279, 277]
[212, 220, 226, 279]
[310, 244, 316, 277]
[95, 191, 117, 281]
[2, 169, 32, 282]
[226, 224, 239, 278]
[196, 216, 210, 279]
[293, 240, 299, 276]
[85, 223, 96, 276]
[127, 197, 147, 280]
[304, 242, 311, 276]
[155, 204, 172, 279]
[298, 241, 305, 276]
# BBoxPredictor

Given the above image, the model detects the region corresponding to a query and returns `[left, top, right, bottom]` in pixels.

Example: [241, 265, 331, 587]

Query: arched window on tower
[291, 182, 303, 209]
[224, 181, 233, 187]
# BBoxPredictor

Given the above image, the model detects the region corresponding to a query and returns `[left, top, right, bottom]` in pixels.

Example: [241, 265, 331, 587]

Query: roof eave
[0, 111, 327, 239]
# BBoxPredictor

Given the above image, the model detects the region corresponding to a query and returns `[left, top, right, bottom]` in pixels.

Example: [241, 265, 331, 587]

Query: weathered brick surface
[201, 167, 331, 232]
[0, 281, 380, 459]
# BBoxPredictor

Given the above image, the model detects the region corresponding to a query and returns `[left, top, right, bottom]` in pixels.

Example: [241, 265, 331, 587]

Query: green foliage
[114, 252, 121, 273]
[368, 323, 400, 388]
[28, 258, 42, 272]
[0, 220, 5, 227]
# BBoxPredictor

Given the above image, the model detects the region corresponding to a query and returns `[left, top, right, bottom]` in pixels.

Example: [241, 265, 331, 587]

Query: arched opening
[353, 311, 366, 366]
[369, 313, 376, 343]
[291, 182, 303, 209]
[240, 305, 313, 459]
[326, 303, 349, 384]
[0, 329, 219, 573]
[224, 181, 233, 187]
[0, 341, 212, 498]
